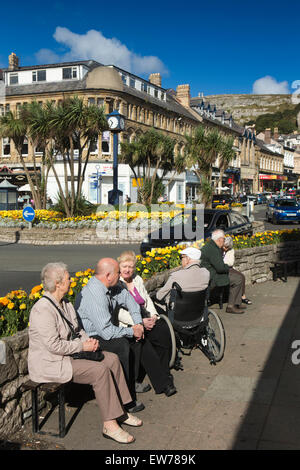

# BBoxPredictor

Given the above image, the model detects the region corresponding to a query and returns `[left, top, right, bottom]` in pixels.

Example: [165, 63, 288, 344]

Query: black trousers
[92, 336, 141, 402]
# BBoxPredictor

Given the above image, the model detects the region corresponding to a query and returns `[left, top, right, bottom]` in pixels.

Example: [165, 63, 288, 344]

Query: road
[0, 243, 140, 296]
[1, 204, 300, 296]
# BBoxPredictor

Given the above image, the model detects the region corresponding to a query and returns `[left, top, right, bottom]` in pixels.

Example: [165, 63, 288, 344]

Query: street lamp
[106, 109, 125, 205]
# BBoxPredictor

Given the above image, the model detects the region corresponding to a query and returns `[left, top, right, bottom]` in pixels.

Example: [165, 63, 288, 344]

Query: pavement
[10, 275, 300, 451]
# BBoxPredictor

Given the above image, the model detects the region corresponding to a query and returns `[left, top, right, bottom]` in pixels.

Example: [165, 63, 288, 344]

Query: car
[211, 194, 233, 208]
[256, 194, 267, 205]
[266, 198, 300, 224]
[239, 195, 257, 206]
[140, 209, 253, 256]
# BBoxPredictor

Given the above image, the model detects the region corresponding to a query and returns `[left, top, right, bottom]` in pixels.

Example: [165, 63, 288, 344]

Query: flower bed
[0, 207, 183, 229]
[1, 227, 300, 338]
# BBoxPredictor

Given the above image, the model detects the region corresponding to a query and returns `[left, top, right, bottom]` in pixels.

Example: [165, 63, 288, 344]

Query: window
[101, 131, 110, 154]
[0, 104, 9, 116]
[22, 137, 28, 156]
[177, 183, 183, 201]
[88, 98, 95, 106]
[2, 138, 10, 156]
[97, 98, 104, 108]
[215, 214, 229, 229]
[62, 67, 77, 80]
[142, 82, 148, 93]
[129, 77, 135, 88]
[230, 213, 246, 227]
[154, 89, 158, 98]
[121, 74, 127, 85]
[90, 138, 98, 154]
[32, 70, 46, 82]
[9, 73, 18, 85]
[161, 92, 165, 100]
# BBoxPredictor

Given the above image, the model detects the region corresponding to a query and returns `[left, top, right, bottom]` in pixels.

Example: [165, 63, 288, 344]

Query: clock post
[106, 110, 126, 205]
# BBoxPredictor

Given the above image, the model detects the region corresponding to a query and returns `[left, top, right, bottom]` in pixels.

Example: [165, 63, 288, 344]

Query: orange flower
[31, 285, 42, 294]
[0, 297, 9, 306]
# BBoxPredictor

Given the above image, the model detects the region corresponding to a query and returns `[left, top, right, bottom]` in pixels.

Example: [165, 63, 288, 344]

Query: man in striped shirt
[75, 258, 145, 412]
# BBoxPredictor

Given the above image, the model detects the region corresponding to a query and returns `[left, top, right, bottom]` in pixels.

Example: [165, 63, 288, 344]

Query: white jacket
[223, 248, 235, 267]
[118, 274, 159, 327]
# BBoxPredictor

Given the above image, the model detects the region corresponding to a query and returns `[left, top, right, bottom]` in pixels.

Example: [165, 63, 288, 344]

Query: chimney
[176, 84, 190, 108]
[8, 52, 19, 71]
[265, 128, 271, 145]
[273, 127, 279, 140]
[149, 73, 161, 87]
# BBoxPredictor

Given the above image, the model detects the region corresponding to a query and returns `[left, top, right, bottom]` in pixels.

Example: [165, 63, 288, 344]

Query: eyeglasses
[180, 254, 187, 259]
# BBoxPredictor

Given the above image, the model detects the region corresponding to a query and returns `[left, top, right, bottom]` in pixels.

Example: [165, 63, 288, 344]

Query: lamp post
[106, 110, 125, 205]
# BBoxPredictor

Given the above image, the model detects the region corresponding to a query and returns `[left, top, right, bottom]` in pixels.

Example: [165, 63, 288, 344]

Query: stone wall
[0, 221, 265, 246]
[1, 239, 299, 435]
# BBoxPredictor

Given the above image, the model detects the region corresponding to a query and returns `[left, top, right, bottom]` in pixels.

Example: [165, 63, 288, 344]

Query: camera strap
[43, 296, 80, 339]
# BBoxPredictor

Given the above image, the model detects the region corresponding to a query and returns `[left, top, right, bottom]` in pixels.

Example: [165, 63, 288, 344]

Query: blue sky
[1, 0, 299, 96]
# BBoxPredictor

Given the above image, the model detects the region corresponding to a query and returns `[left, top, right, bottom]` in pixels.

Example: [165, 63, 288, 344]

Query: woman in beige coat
[28, 262, 143, 444]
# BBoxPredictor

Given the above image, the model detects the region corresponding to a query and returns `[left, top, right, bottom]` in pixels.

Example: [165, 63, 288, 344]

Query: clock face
[119, 117, 125, 130]
[108, 116, 118, 129]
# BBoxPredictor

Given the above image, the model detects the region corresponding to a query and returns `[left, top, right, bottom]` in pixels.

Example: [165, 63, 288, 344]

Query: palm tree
[184, 125, 223, 207]
[120, 129, 177, 205]
[217, 135, 235, 194]
[0, 110, 42, 209]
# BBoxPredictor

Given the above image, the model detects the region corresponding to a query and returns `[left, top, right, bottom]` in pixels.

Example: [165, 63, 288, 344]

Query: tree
[0, 109, 42, 209]
[216, 135, 235, 193]
[184, 125, 223, 207]
[120, 128, 179, 205]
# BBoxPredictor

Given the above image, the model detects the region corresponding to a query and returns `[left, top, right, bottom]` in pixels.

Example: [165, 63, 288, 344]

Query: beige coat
[118, 274, 159, 327]
[28, 292, 89, 383]
[156, 261, 210, 304]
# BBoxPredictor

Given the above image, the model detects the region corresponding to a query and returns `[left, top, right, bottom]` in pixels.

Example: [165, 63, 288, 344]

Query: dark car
[266, 198, 300, 224]
[140, 209, 253, 256]
[211, 194, 233, 208]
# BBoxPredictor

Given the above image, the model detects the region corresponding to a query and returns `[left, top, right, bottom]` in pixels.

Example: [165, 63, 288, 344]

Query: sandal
[103, 426, 135, 444]
[242, 298, 252, 305]
[119, 413, 143, 427]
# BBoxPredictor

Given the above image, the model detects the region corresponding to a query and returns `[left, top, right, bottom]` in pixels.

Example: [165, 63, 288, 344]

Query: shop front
[259, 174, 287, 192]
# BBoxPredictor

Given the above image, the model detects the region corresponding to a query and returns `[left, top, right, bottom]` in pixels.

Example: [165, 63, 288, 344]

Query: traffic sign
[22, 206, 35, 222]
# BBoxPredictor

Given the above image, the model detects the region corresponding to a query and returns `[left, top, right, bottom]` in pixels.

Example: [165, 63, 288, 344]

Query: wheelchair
[154, 282, 226, 369]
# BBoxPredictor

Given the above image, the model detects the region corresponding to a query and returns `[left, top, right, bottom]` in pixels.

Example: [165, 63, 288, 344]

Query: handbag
[43, 296, 104, 362]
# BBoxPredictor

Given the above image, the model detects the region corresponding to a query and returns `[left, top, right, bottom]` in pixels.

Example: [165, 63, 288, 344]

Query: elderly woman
[117, 251, 176, 397]
[28, 262, 143, 444]
[223, 237, 252, 305]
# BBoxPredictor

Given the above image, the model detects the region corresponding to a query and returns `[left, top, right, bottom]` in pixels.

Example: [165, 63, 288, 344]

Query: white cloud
[252, 75, 289, 94]
[35, 27, 168, 76]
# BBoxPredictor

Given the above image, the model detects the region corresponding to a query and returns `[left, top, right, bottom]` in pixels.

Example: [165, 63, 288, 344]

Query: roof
[2, 60, 101, 72]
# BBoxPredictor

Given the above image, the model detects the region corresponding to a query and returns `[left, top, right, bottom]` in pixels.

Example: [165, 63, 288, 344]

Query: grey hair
[211, 229, 225, 241]
[41, 262, 68, 293]
[224, 236, 233, 250]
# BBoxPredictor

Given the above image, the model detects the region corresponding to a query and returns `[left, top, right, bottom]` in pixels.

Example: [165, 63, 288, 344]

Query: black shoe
[125, 401, 145, 413]
[163, 384, 177, 397]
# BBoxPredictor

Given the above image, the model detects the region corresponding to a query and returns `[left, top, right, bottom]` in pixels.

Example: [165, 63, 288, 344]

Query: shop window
[2, 138, 10, 157]
[101, 131, 110, 154]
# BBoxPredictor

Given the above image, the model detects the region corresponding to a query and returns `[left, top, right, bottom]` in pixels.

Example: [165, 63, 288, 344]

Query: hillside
[203, 94, 294, 125]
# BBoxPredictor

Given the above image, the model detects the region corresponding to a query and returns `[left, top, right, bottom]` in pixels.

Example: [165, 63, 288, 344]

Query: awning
[259, 174, 288, 181]
[18, 184, 37, 192]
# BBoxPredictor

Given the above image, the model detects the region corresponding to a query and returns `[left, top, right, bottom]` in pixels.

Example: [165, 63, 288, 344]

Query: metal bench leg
[58, 386, 66, 438]
[31, 389, 39, 434]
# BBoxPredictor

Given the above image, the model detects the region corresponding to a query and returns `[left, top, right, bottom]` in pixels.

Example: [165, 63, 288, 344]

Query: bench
[21, 380, 68, 438]
[272, 259, 300, 282]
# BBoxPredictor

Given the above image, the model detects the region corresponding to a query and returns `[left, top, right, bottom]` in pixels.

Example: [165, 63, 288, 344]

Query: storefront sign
[259, 174, 288, 181]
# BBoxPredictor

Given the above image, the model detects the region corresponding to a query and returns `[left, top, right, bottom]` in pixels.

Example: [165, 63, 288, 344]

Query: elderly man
[156, 246, 210, 304]
[200, 229, 245, 314]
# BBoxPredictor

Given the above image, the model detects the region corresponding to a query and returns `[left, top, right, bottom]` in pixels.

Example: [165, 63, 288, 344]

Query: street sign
[22, 206, 35, 222]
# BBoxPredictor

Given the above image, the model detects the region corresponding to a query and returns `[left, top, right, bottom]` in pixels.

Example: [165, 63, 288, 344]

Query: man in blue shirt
[75, 258, 145, 412]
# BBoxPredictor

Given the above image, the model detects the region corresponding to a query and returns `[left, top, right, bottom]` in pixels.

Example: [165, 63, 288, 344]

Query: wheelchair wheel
[159, 314, 177, 368]
[201, 309, 225, 363]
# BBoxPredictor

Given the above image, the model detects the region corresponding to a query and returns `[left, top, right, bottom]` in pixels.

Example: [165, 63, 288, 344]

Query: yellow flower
[7, 302, 15, 310]
[82, 277, 89, 284]
[19, 303, 27, 310]
[68, 289, 73, 296]
[144, 269, 149, 274]
[70, 282, 77, 288]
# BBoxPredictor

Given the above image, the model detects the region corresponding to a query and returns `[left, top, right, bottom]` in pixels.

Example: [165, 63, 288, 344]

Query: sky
[1, 0, 300, 97]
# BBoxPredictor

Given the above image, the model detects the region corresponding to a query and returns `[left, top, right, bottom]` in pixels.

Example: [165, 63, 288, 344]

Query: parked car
[239, 195, 257, 206]
[140, 209, 253, 256]
[266, 198, 300, 224]
[211, 194, 233, 208]
[256, 194, 267, 205]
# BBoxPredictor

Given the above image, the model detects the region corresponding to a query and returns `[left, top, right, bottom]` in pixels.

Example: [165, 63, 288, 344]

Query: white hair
[211, 229, 225, 241]
[41, 262, 68, 293]
[224, 236, 233, 250]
